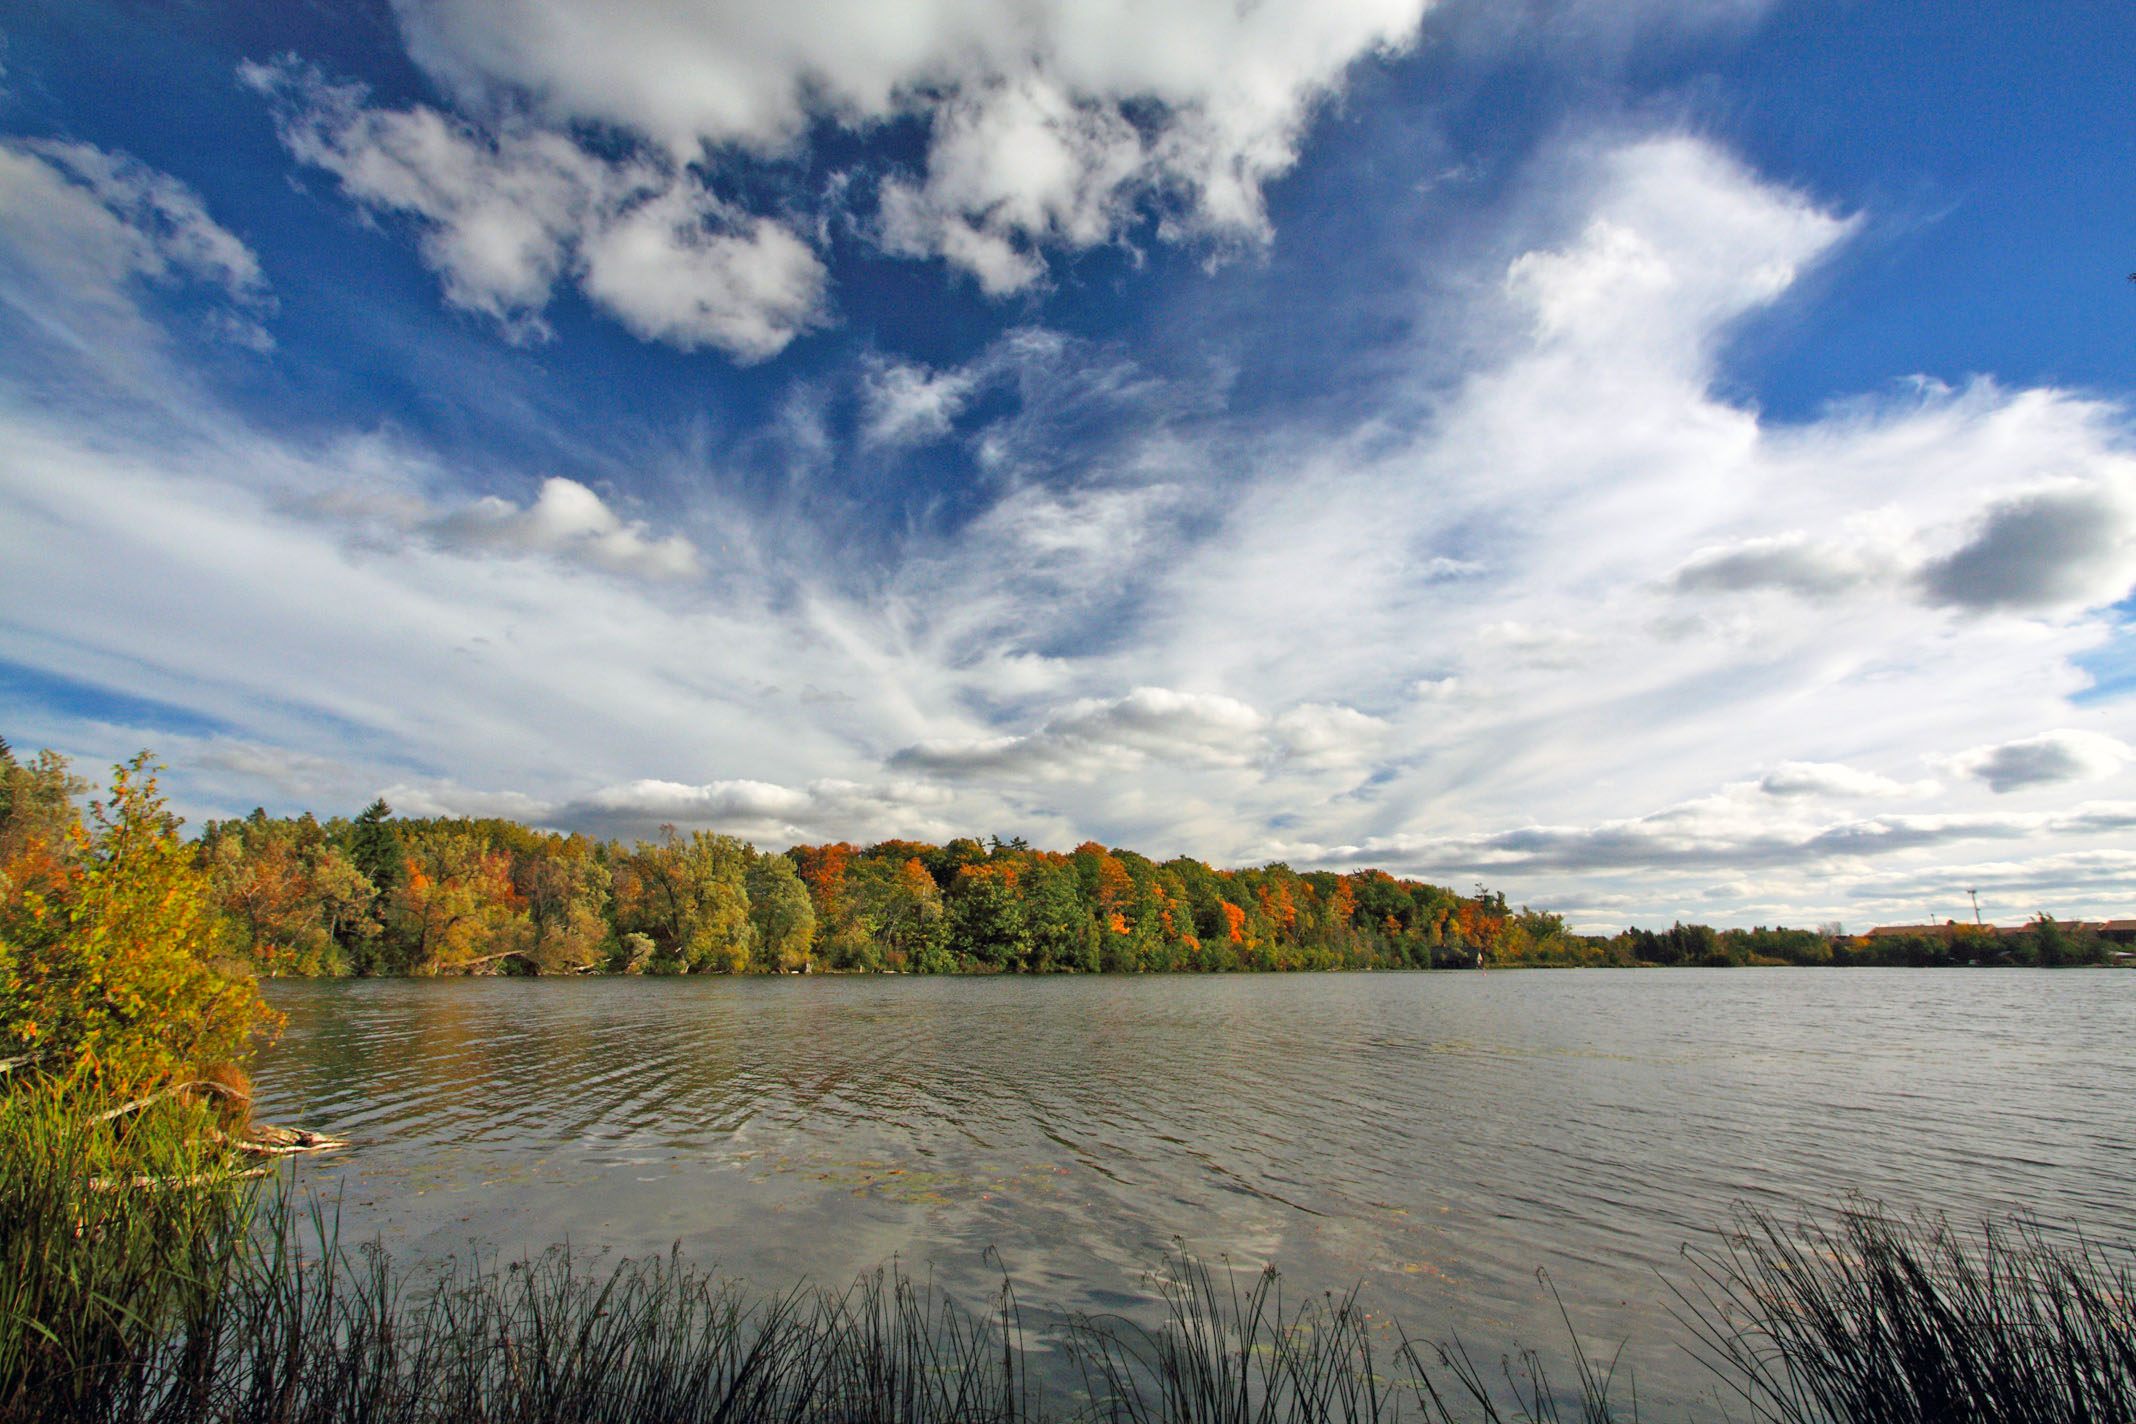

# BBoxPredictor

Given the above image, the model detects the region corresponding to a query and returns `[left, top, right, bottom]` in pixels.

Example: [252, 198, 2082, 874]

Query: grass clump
[1678, 1202, 2136, 1423]
[116, 1233, 1032, 1424]
[1069, 1255, 1628, 1424]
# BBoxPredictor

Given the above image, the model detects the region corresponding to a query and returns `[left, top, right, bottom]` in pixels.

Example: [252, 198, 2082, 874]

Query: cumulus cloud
[1951, 730, 2132, 794]
[1669, 479, 2136, 618]
[1477, 620, 1588, 669]
[1272, 703, 1393, 763]
[578, 188, 825, 357]
[1759, 761, 1922, 799]
[1281, 798, 2043, 877]
[432, 479, 702, 578]
[244, 59, 824, 357]
[299, 476, 701, 580]
[376, 779, 557, 821]
[0, 137, 273, 349]
[383, 0, 1434, 291]
[197, 741, 355, 799]
[1918, 482, 2136, 614]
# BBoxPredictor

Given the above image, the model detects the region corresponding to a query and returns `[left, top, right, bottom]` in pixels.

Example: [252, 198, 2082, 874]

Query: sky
[3, 0, 2135, 933]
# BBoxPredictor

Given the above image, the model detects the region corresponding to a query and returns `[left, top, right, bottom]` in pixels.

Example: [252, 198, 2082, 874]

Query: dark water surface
[253, 970, 2136, 1415]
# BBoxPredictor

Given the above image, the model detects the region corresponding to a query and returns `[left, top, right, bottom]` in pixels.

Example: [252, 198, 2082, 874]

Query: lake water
[252, 969, 2136, 1417]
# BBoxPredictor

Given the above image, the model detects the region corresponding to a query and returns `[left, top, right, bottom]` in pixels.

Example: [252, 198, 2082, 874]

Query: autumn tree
[201, 811, 374, 975]
[613, 829, 754, 972]
[0, 754, 274, 1086]
[514, 837, 613, 973]
[850, 853, 947, 970]
[381, 826, 528, 974]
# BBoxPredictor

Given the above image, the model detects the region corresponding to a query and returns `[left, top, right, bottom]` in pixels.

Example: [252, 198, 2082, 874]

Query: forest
[0, 742, 2112, 983]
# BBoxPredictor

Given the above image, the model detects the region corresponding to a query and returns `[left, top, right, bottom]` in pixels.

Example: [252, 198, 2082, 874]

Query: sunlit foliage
[26, 739, 2103, 983]
[0, 750, 274, 1086]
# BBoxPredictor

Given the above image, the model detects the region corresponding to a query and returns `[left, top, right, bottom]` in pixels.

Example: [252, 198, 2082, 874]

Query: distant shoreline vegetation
[3, 743, 2128, 983]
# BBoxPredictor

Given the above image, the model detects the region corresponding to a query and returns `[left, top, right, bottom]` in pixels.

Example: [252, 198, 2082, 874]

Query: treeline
[7, 744, 2115, 982]
[196, 812, 1549, 976]
[1602, 920, 2123, 968]
[4, 743, 1571, 977]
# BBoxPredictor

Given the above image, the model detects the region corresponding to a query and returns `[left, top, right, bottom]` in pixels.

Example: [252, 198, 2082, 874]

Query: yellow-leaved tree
[0, 752, 276, 1088]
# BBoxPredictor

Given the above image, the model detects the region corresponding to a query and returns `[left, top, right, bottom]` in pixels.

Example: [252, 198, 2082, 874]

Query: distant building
[1860, 919, 2136, 943]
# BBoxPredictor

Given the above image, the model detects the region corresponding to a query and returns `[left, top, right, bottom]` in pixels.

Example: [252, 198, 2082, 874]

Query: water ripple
[253, 970, 2136, 1422]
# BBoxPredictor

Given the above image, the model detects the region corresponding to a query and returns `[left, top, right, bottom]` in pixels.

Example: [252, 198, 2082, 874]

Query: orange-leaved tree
[0, 752, 276, 1088]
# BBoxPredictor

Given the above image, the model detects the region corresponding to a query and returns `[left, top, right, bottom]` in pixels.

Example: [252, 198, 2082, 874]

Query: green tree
[747, 852, 815, 971]
[945, 870, 1029, 969]
[1025, 863, 1097, 972]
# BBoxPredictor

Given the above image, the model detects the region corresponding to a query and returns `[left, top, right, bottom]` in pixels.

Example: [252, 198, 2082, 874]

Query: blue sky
[4, 0, 2135, 931]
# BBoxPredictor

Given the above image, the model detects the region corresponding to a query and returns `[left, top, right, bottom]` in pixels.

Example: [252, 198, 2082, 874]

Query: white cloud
[579, 189, 825, 358]
[567, 775, 957, 842]
[860, 356, 977, 447]
[894, 686, 1269, 779]
[299, 475, 702, 581]
[1759, 762, 1923, 799]
[1504, 137, 1850, 366]
[245, 59, 824, 358]
[383, 0, 1435, 290]
[1951, 731, 2132, 795]
[13, 115, 2136, 930]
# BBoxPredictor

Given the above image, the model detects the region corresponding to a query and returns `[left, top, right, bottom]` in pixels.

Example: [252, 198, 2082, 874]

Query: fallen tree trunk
[92, 1077, 250, 1124]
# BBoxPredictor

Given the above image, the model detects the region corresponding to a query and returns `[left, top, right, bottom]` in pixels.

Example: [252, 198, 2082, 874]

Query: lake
[252, 969, 2136, 1417]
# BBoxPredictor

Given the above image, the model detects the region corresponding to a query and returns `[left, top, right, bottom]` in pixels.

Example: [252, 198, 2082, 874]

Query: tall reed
[0, 1074, 257, 1423]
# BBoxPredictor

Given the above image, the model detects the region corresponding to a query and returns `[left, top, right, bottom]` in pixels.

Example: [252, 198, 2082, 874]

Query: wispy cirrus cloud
[0, 137, 273, 355]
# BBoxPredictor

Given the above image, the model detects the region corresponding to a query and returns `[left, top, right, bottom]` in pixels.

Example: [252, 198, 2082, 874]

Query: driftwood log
[93, 1077, 347, 1159]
